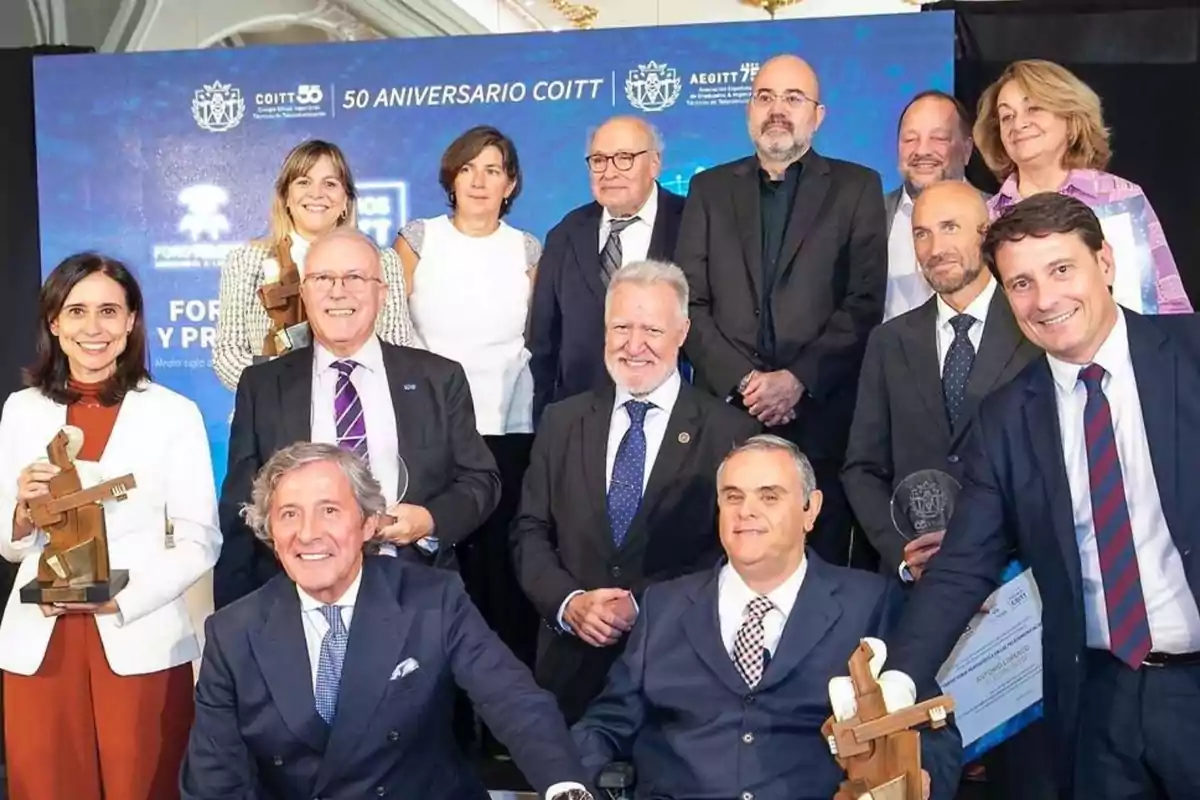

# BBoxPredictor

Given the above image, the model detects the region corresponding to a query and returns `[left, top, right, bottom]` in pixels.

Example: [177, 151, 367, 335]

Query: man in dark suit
[181, 442, 591, 800]
[513, 259, 759, 723]
[214, 228, 500, 609]
[889, 193, 1200, 799]
[676, 54, 887, 570]
[571, 434, 961, 800]
[529, 115, 685, 424]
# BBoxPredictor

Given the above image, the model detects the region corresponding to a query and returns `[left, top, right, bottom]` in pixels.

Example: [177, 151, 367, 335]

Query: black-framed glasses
[585, 150, 649, 173]
[751, 90, 819, 110]
[302, 272, 383, 294]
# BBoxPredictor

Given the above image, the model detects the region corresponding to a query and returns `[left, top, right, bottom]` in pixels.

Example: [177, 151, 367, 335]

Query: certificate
[935, 561, 1045, 760]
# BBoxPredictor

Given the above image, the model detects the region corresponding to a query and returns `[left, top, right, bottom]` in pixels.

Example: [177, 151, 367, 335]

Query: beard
[753, 116, 809, 164]
[923, 256, 983, 295]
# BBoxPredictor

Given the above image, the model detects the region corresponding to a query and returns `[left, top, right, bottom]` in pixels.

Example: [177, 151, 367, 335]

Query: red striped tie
[1079, 363, 1152, 668]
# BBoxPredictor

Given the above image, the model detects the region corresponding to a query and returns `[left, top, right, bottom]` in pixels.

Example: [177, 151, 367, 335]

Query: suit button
[387, 730, 400, 742]
[742, 732, 754, 744]
[753, 308, 760, 317]
[947, 454, 960, 464]
[611, 566, 622, 578]
[743, 793, 754, 800]
[743, 694, 755, 706]
[272, 756, 283, 766]
[375, 787, 387, 796]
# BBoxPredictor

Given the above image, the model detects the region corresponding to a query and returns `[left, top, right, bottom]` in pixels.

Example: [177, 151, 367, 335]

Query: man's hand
[742, 370, 803, 426]
[902, 530, 945, 581]
[564, 589, 635, 648]
[378, 504, 436, 546]
[40, 600, 119, 618]
[922, 769, 931, 800]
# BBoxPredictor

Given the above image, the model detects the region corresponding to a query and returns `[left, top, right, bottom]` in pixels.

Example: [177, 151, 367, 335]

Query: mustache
[907, 156, 944, 168]
[924, 253, 960, 269]
[761, 115, 793, 134]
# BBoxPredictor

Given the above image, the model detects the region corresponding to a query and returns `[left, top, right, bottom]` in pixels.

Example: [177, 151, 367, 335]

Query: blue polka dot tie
[314, 605, 348, 724]
[607, 400, 652, 547]
[942, 314, 976, 430]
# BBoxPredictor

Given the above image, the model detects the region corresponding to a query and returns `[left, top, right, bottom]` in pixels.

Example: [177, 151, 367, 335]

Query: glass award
[889, 470, 961, 542]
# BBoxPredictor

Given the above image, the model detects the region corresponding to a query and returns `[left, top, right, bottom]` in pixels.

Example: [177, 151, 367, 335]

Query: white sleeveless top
[406, 215, 537, 435]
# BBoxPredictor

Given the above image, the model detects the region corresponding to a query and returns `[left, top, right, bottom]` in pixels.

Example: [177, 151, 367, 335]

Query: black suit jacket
[842, 288, 1041, 573]
[181, 557, 587, 800]
[888, 311, 1200, 791]
[511, 380, 760, 720]
[676, 150, 888, 460]
[214, 340, 500, 609]
[529, 185, 685, 424]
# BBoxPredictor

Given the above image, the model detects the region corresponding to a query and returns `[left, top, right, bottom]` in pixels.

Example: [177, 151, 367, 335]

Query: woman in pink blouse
[974, 59, 1191, 313]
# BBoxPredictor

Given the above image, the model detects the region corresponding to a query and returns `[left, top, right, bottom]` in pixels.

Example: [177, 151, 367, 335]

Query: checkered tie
[314, 605, 348, 723]
[600, 216, 640, 284]
[607, 400, 651, 547]
[332, 360, 369, 465]
[733, 595, 775, 688]
[942, 314, 976, 430]
[1079, 364, 1152, 669]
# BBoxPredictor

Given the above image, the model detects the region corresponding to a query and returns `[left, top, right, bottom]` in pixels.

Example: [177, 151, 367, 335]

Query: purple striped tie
[332, 360, 369, 466]
[1079, 363, 1151, 668]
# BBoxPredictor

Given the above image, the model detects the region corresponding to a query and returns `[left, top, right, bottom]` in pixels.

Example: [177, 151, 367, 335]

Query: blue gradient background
[33, 12, 953, 484]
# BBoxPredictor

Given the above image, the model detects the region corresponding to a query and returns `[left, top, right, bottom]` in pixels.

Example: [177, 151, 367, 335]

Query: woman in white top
[212, 139, 415, 390]
[393, 125, 541, 704]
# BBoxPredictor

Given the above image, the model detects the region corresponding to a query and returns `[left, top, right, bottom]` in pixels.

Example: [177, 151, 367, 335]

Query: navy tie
[942, 314, 976, 430]
[607, 400, 651, 547]
[314, 605, 348, 723]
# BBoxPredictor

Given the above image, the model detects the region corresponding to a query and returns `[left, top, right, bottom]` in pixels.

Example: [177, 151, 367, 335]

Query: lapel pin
[403, 383, 416, 392]
[678, 432, 691, 444]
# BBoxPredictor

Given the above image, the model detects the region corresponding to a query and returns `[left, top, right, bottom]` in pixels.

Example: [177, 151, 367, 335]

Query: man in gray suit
[885, 91, 977, 321]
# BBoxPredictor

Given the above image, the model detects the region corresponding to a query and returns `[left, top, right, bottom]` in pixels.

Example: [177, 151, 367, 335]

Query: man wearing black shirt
[675, 54, 888, 569]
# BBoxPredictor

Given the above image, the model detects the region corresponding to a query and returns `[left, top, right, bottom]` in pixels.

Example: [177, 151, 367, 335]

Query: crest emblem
[908, 478, 947, 533]
[192, 81, 245, 132]
[625, 61, 681, 113]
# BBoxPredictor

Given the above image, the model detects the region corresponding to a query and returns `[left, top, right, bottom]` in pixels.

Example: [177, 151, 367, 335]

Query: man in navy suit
[571, 434, 961, 800]
[889, 193, 1200, 799]
[529, 115, 685, 424]
[181, 442, 592, 800]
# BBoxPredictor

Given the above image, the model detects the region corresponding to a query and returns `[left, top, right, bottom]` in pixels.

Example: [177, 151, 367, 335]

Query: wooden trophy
[19, 426, 137, 604]
[821, 639, 955, 800]
[256, 244, 310, 359]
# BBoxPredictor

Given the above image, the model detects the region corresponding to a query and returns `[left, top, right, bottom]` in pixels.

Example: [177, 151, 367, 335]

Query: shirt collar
[995, 169, 1102, 207]
[314, 335, 385, 375]
[602, 183, 658, 229]
[720, 556, 808, 621]
[613, 368, 681, 417]
[297, 562, 363, 612]
[1046, 305, 1130, 393]
[935, 275, 997, 332]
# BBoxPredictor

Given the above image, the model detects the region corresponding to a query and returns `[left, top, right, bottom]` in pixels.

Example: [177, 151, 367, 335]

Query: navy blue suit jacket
[181, 556, 587, 800]
[571, 553, 962, 800]
[888, 310, 1200, 790]
[529, 185, 685, 424]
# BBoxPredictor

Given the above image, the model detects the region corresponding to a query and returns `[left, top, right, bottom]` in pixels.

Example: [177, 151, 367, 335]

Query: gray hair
[604, 259, 689, 322]
[585, 116, 665, 155]
[241, 442, 387, 545]
[717, 434, 818, 505]
[308, 226, 382, 267]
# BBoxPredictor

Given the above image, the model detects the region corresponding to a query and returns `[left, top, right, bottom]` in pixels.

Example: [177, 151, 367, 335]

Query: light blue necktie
[607, 400, 652, 547]
[314, 605, 348, 724]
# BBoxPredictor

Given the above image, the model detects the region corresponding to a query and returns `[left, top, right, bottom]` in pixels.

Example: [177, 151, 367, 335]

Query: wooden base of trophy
[20, 569, 129, 604]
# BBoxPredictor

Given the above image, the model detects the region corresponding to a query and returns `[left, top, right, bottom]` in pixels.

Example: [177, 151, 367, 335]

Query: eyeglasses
[302, 272, 383, 294]
[751, 90, 820, 110]
[585, 150, 649, 174]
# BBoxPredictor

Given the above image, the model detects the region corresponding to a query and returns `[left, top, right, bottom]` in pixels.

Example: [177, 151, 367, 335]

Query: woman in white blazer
[211, 139, 416, 391]
[0, 253, 222, 800]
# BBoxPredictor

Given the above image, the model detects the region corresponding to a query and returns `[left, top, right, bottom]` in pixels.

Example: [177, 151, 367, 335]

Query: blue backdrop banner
[33, 12, 953, 485]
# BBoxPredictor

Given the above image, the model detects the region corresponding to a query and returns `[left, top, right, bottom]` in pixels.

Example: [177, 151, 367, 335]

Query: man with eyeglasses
[529, 115, 686, 425]
[213, 227, 500, 608]
[676, 53, 888, 571]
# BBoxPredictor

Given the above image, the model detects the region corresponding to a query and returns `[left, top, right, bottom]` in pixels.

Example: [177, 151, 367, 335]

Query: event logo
[192, 81, 245, 132]
[684, 61, 758, 108]
[254, 85, 330, 121]
[153, 183, 240, 269]
[356, 181, 410, 246]
[625, 61, 681, 113]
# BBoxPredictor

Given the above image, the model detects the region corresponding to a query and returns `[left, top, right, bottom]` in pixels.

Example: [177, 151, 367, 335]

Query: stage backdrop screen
[33, 12, 953, 484]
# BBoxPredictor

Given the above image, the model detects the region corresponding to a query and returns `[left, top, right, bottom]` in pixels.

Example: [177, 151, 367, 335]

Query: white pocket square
[390, 657, 419, 681]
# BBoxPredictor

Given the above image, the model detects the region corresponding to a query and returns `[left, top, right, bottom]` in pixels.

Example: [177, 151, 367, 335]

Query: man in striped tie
[889, 192, 1200, 799]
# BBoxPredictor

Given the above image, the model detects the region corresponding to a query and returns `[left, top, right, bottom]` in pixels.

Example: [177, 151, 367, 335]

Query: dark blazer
[530, 184, 686, 424]
[842, 288, 1040, 573]
[887, 311, 1200, 790]
[676, 151, 887, 460]
[512, 380, 760, 721]
[572, 554, 962, 800]
[213, 340, 500, 609]
[180, 557, 587, 800]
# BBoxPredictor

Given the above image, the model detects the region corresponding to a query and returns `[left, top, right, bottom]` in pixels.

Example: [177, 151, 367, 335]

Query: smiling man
[182, 442, 591, 800]
[513, 259, 759, 722]
[570, 434, 961, 799]
[888, 192, 1200, 799]
[213, 228, 500, 609]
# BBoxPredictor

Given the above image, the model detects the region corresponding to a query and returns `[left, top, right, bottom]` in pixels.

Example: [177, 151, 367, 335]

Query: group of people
[0, 48, 1197, 800]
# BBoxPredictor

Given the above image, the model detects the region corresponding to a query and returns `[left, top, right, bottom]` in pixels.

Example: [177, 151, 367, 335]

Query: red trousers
[2, 614, 194, 800]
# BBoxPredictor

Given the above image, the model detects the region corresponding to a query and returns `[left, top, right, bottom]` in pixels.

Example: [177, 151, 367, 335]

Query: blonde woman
[975, 59, 1190, 313]
[212, 140, 415, 390]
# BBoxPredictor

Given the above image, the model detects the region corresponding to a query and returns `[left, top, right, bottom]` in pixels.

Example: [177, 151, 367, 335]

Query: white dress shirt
[885, 188, 933, 321]
[934, 276, 997, 375]
[718, 558, 808, 658]
[298, 567, 362, 691]
[1046, 308, 1200, 654]
[598, 186, 659, 265]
